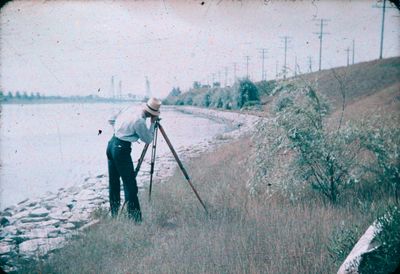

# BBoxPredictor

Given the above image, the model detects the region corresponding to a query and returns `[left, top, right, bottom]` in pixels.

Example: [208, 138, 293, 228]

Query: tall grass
[20, 137, 378, 274]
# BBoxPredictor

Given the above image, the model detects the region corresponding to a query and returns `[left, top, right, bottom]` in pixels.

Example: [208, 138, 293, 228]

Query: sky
[0, 0, 399, 99]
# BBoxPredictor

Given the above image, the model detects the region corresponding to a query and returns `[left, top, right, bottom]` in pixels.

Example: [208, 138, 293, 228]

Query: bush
[248, 80, 364, 204]
[255, 80, 277, 96]
[360, 115, 400, 203]
[235, 79, 260, 108]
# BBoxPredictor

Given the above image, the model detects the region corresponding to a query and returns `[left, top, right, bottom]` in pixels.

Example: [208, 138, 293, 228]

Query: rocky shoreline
[0, 106, 259, 272]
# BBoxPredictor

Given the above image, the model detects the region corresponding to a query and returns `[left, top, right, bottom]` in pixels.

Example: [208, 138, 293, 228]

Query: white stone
[61, 223, 75, 229]
[12, 210, 32, 220]
[1, 225, 18, 236]
[49, 211, 72, 221]
[48, 227, 69, 237]
[29, 208, 49, 218]
[17, 198, 29, 205]
[20, 216, 50, 223]
[39, 219, 61, 227]
[22, 226, 58, 239]
[19, 239, 41, 253]
[0, 243, 13, 254]
[18, 238, 64, 254]
[68, 212, 90, 226]
[75, 189, 97, 201]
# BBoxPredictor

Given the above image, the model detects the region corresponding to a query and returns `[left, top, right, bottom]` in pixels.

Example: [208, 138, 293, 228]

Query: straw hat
[144, 97, 161, 116]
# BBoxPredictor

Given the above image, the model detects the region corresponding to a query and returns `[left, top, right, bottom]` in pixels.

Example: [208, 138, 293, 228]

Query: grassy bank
[19, 57, 399, 273]
[21, 137, 379, 273]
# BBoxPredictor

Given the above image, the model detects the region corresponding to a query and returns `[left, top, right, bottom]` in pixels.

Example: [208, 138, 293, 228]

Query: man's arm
[135, 119, 156, 144]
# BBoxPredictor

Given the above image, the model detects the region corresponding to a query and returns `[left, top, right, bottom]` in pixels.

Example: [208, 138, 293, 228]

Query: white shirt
[111, 107, 155, 144]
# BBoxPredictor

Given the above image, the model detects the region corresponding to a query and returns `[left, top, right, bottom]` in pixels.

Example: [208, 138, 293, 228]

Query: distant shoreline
[0, 99, 142, 105]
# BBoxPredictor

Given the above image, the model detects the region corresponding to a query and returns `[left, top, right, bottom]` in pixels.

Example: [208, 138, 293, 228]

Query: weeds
[19, 138, 376, 273]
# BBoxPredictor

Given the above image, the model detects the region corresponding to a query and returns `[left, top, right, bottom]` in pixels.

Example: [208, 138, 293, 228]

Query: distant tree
[35, 92, 41, 99]
[169, 87, 181, 97]
[7, 91, 13, 99]
[213, 82, 221, 88]
[22, 92, 29, 100]
[15, 91, 21, 99]
[193, 81, 201, 89]
[237, 79, 260, 108]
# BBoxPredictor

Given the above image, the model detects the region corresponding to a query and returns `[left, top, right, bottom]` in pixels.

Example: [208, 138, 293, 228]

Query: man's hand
[108, 119, 116, 126]
[151, 116, 159, 123]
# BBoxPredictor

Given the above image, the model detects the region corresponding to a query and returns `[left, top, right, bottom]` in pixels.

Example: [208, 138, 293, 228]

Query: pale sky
[0, 0, 399, 98]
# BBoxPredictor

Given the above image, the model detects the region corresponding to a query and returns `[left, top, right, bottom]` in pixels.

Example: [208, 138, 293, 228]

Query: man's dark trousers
[106, 135, 142, 222]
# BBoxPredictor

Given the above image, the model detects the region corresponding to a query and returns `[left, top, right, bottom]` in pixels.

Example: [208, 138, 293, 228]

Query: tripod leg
[149, 126, 159, 202]
[135, 143, 150, 175]
[157, 123, 209, 215]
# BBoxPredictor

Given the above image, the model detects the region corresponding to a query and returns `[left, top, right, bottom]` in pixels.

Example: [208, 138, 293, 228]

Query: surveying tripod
[120, 120, 209, 215]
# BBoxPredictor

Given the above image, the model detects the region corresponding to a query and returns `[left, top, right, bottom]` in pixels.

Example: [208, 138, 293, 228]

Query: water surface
[0, 103, 227, 209]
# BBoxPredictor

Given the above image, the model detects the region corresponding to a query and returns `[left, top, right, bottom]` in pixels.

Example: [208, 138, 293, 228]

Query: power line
[313, 18, 330, 71]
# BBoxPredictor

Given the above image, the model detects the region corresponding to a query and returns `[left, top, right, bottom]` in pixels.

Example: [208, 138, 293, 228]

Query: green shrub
[360, 115, 400, 203]
[248, 80, 364, 203]
[255, 80, 277, 96]
[236, 79, 260, 108]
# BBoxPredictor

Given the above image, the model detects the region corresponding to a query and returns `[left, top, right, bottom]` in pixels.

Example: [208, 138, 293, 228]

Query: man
[106, 97, 161, 222]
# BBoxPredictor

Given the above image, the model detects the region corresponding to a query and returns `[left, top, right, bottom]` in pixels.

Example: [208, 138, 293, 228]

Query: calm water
[0, 103, 227, 209]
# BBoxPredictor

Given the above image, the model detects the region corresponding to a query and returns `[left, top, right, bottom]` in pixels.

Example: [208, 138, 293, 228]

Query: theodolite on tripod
[120, 119, 209, 215]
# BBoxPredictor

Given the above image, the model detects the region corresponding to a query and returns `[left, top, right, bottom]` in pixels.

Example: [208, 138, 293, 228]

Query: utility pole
[224, 67, 228, 87]
[373, 0, 396, 59]
[345, 47, 351, 66]
[352, 39, 355, 64]
[380, 0, 387, 59]
[233, 62, 237, 83]
[259, 48, 268, 81]
[275, 61, 279, 79]
[218, 70, 221, 84]
[119, 80, 122, 99]
[110, 75, 115, 100]
[280, 36, 292, 79]
[145, 76, 151, 98]
[308, 56, 313, 73]
[294, 56, 298, 77]
[313, 18, 330, 71]
[212, 73, 215, 86]
[245, 56, 250, 79]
